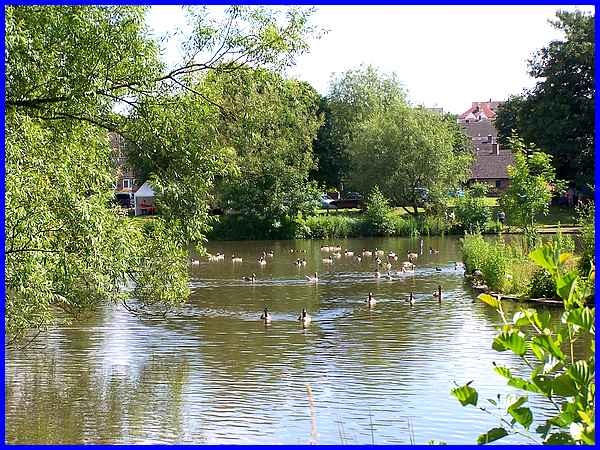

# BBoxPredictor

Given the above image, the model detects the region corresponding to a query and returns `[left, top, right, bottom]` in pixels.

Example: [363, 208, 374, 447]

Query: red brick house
[458, 100, 515, 195]
[108, 132, 141, 207]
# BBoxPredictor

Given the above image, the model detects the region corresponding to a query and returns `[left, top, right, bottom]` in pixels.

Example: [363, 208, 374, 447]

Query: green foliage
[576, 201, 595, 275]
[461, 234, 515, 292]
[454, 183, 491, 232]
[453, 244, 595, 445]
[363, 186, 394, 236]
[312, 65, 406, 188]
[348, 101, 473, 215]
[495, 11, 594, 184]
[499, 134, 560, 249]
[5, 4, 319, 342]
[528, 269, 556, 298]
[299, 215, 360, 239]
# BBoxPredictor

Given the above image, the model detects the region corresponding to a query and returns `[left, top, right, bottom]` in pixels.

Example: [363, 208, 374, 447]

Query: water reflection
[5, 236, 571, 444]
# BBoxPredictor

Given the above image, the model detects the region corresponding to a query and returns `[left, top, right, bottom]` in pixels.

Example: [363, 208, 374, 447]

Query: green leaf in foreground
[476, 427, 508, 444]
[451, 383, 478, 407]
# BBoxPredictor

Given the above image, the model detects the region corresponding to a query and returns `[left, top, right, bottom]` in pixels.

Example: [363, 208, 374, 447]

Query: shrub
[363, 186, 395, 236]
[576, 201, 594, 275]
[527, 268, 556, 298]
[301, 215, 360, 239]
[454, 183, 491, 232]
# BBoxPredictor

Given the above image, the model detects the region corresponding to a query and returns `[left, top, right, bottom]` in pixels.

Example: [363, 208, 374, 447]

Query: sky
[146, 5, 594, 114]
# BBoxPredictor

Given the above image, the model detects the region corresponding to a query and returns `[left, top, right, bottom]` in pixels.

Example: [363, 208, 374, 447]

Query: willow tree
[5, 5, 319, 343]
[348, 103, 473, 215]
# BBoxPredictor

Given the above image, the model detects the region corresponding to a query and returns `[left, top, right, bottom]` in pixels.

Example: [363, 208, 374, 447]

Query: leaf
[493, 364, 511, 379]
[451, 384, 478, 407]
[507, 376, 541, 393]
[556, 271, 578, 303]
[512, 310, 530, 327]
[476, 427, 508, 444]
[564, 307, 595, 334]
[492, 330, 527, 356]
[544, 432, 575, 445]
[552, 373, 578, 396]
[528, 245, 556, 273]
[559, 252, 572, 264]
[508, 406, 533, 429]
[507, 395, 528, 411]
[568, 360, 593, 385]
[479, 293, 500, 309]
[531, 334, 565, 360]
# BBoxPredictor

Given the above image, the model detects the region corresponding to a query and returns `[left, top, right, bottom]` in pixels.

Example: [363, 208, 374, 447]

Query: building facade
[458, 100, 515, 195]
[108, 132, 141, 208]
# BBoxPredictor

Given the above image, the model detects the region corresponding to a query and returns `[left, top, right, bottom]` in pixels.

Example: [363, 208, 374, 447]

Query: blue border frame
[1, 1, 597, 448]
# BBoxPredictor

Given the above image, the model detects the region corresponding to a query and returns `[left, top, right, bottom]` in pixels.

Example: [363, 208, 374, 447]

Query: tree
[498, 134, 561, 249]
[207, 69, 323, 238]
[311, 65, 407, 189]
[347, 102, 473, 215]
[494, 95, 526, 149]
[5, 5, 319, 342]
[495, 11, 594, 184]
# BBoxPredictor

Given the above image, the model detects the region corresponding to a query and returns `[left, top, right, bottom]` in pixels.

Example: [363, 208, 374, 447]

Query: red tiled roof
[459, 100, 504, 120]
[470, 149, 515, 180]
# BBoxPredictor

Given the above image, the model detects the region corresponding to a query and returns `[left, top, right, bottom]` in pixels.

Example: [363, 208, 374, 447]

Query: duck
[305, 272, 318, 282]
[242, 273, 256, 282]
[322, 256, 334, 264]
[260, 307, 272, 324]
[231, 255, 243, 263]
[366, 292, 377, 307]
[298, 308, 311, 326]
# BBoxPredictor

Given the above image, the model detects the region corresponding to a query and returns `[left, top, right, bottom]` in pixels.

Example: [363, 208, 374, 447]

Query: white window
[123, 179, 130, 189]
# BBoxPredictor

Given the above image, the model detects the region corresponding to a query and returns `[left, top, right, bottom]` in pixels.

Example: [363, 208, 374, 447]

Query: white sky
[147, 5, 594, 114]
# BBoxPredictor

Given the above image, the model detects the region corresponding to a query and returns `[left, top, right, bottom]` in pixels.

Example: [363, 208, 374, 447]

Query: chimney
[487, 134, 492, 143]
[493, 142, 499, 155]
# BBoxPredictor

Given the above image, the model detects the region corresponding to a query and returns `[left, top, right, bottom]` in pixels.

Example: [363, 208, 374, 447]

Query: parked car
[332, 192, 364, 209]
[321, 194, 337, 209]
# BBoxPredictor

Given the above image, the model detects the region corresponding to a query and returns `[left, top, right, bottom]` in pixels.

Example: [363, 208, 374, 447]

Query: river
[5, 236, 563, 444]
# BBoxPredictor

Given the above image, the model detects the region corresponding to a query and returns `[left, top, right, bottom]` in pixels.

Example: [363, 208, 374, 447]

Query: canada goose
[295, 258, 303, 266]
[260, 307, 272, 323]
[289, 249, 295, 254]
[433, 285, 442, 300]
[386, 262, 392, 271]
[306, 272, 318, 282]
[384, 271, 393, 280]
[375, 248, 384, 256]
[388, 253, 398, 262]
[332, 252, 342, 259]
[320, 246, 330, 252]
[408, 292, 415, 306]
[216, 252, 225, 260]
[191, 258, 200, 266]
[232, 255, 243, 263]
[301, 259, 307, 266]
[298, 308, 311, 326]
[331, 245, 342, 252]
[375, 271, 381, 279]
[354, 255, 362, 263]
[242, 273, 256, 282]
[388, 251, 397, 258]
[407, 252, 418, 263]
[344, 250, 354, 257]
[429, 247, 439, 255]
[362, 249, 373, 257]
[435, 266, 442, 272]
[375, 257, 382, 266]
[257, 256, 267, 265]
[322, 256, 334, 264]
[266, 250, 274, 257]
[473, 269, 483, 277]
[366, 292, 377, 307]
[207, 254, 218, 262]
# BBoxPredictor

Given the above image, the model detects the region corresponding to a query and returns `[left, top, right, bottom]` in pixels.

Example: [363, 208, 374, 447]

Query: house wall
[468, 178, 511, 196]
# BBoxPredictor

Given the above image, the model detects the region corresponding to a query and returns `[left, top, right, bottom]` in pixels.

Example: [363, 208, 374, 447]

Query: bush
[454, 183, 491, 232]
[300, 215, 360, 239]
[363, 186, 395, 236]
[528, 268, 556, 298]
[576, 201, 594, 275]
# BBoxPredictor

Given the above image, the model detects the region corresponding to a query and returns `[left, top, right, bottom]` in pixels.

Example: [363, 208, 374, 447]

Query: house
[108, 132, 141, 207]
[458, 100, 514, 195]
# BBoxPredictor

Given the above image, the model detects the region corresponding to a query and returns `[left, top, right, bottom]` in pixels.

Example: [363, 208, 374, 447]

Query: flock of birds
[192, 241, 463, 327]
